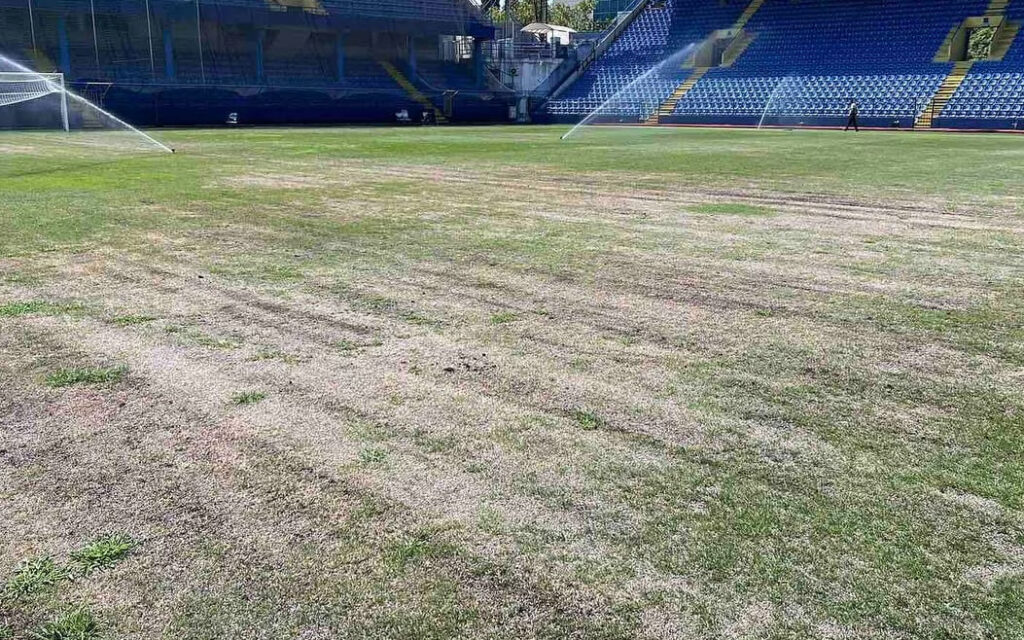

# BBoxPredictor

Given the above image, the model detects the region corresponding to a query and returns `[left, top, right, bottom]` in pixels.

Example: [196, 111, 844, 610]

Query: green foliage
[45, 366, 126, 388]
[71, 533, 138, 575]
[550, 0, 612, 31]
[968, 26, 995, 61]
[3, 556, 66, 599]
[487, 0, 535, 26]
[490, 311, 518, 324]
[30, 607, 100, 640]
[488, 0, 611, 32]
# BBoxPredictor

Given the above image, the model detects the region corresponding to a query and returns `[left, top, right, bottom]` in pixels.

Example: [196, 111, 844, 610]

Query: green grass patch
[690, 202, 775, 217]
[31, 607, 100, 640]
[192, 332, 241, 350]
[572, 409, 605, 431]
[163, 325, 241, 349]
[383, 530, 458, 570]
[71, 533, 138, 575]
[44, 366, 126, 388]
[490, 311, 517, 325]
[358, 447, 389, 464]
[3, 556, 66, 599]
[110, 314, 156, 326]
[230, 391, 266, 406]
[0, 300, 81, 317]
[248, 349, 300, 364]
[335, 339, 359, 353]
[401, 311, 441, 327]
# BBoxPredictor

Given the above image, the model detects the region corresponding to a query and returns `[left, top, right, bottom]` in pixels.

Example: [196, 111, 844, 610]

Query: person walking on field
[845, 100, 860, 132]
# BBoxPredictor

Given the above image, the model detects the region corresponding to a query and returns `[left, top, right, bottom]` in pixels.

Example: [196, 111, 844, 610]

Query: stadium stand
[0, 0, 513, 125]
[940, 1, 1024, 127]
[543, 0, 1024, 130]
[544, 0, 748, 120]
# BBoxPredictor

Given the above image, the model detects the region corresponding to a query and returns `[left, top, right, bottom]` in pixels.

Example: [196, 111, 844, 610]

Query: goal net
[0, 72, 69, 132]
[0, 65, 170, 157]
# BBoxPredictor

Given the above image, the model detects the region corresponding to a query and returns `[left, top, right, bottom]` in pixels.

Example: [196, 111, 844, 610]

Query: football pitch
[2, 125, 1023, 639]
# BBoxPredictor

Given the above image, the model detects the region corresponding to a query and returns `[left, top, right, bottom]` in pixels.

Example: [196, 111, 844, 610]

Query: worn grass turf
[1, 126, 1023, 639]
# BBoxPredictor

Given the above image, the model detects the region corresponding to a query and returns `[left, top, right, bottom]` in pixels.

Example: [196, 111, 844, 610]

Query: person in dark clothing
[845, 101, 860, 132]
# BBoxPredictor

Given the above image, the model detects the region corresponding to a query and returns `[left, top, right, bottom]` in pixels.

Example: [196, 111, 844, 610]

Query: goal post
[0, 72, 70, 132]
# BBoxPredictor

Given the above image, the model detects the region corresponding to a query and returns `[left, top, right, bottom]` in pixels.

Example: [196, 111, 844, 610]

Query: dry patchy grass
[1, 127, 1023, 639]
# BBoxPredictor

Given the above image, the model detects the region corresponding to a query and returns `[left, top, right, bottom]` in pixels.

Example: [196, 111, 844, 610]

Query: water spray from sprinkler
[0, 53, 173, 153]
[560, 42, 699, 141]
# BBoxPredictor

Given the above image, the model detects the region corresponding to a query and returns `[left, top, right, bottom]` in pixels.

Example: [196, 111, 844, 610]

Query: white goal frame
[0, 72, 70, 132]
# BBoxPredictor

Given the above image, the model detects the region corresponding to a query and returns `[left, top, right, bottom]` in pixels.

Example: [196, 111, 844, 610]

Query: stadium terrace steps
[710, 0, 765, 68]
[989, 22, 1021, 60]
[935, 1, 1018, 62]
[543, 0, 751, 121]
[934, 25, 963, 62]
[733, 0, 766, 31]
[377, 61, 448, 123]
[721, 30, 757, 67]
[647, 67, 708, 123]
[986, 0, 1010, 17]
[916, 61, 973, 128]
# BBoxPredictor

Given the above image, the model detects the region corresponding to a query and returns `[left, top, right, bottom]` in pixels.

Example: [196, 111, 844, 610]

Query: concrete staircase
[986, 0, 1010, 17]
[985, 0, 1019, 60]
[915, 61, 973, 129]
[646, 67, 709, 124]
[933, 24, 962, 62]
[989, 21, 1021, 59]
[647, 0, 765, 124]
[378, 61, 447, 123]
[733, 0, 765, 30]
[716, 0, 765, 66]
[936, 0, 1019, 61]
[721, 30, 756, 66]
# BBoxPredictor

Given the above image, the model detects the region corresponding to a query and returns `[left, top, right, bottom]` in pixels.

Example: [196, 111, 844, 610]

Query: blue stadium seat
[547, 0, 1024, 129]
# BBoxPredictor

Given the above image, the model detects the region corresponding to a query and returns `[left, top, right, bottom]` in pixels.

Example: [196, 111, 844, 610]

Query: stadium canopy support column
[57, 16, 71, 75]
[407, 35, 416, 76]
[195, 0, 205, 84]
[89, 0, 100, 70]
[163, 27, 175, 80]
[145, 0, 156, 78]
[336, 34, 345, 81]
[27, 0, 37, 54]
[474, 39, 484, 88]
[255, 29, 265, 83]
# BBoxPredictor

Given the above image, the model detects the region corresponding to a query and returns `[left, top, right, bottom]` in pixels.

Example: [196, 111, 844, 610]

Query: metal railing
[484, 40, 568, 62]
